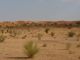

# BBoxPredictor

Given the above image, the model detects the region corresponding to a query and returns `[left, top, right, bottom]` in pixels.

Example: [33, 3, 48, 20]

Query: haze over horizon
[0, 0, 80, 21]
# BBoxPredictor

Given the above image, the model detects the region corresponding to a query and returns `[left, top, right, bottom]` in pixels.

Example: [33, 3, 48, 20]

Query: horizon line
[0, 18, 80, 22]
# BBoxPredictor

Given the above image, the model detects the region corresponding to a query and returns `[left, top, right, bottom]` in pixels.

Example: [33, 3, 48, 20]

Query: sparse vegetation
[0, 21, 80, 60]
[0, 35, 5, 43]
[45, 28, 49, 34]
[9, 30, 19, 38]
[24, 41, 39, 58]
[68, 31, 75, 37]
[77, 34, 80, 41]
[37, 33, 42, 40]
[1, 29, 4, 34]
[50, 32, 54, 37]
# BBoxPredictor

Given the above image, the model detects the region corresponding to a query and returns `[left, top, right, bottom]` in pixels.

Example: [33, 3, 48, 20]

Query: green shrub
[24, 41, 39, 58]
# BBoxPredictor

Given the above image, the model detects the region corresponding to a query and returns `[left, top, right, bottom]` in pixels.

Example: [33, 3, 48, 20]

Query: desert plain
[0, 21, 80, 60]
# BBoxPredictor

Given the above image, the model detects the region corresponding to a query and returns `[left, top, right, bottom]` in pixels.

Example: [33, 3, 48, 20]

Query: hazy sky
[0, 0, 80, 21]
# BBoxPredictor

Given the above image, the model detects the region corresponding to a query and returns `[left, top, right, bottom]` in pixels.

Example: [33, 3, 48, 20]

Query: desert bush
[67, 24, 73, 29]
[24, 41, 39, 58]
[9, 30, 19, 38]
[10, 32, 16, 37]
[37, 33, 42, 40]
[1, 29, 4, 33]
[45, 28, 49, 34]
[50, 32, 54, 37]
[0, 35, 5, 43]
[68, 31, 75, 37]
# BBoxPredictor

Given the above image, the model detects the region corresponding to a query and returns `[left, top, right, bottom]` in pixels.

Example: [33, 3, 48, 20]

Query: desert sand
[0, 21, 80, 60]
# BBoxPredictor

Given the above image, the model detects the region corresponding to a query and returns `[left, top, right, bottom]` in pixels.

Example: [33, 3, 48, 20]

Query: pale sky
[0, 0, 80, 21]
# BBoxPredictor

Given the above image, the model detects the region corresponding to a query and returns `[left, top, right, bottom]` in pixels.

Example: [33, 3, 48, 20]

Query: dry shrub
[45, 28, 49, 34]
[0, 35, 5, 43]
[68, 31, 75, 37]
[24, 41, 39, 58]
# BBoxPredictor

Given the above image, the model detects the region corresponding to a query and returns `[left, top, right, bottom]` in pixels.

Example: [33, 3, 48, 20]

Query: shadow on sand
[6, 57, 29, 59]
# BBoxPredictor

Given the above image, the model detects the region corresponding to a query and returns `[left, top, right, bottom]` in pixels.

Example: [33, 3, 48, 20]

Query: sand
[0, 27, 80, 60]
